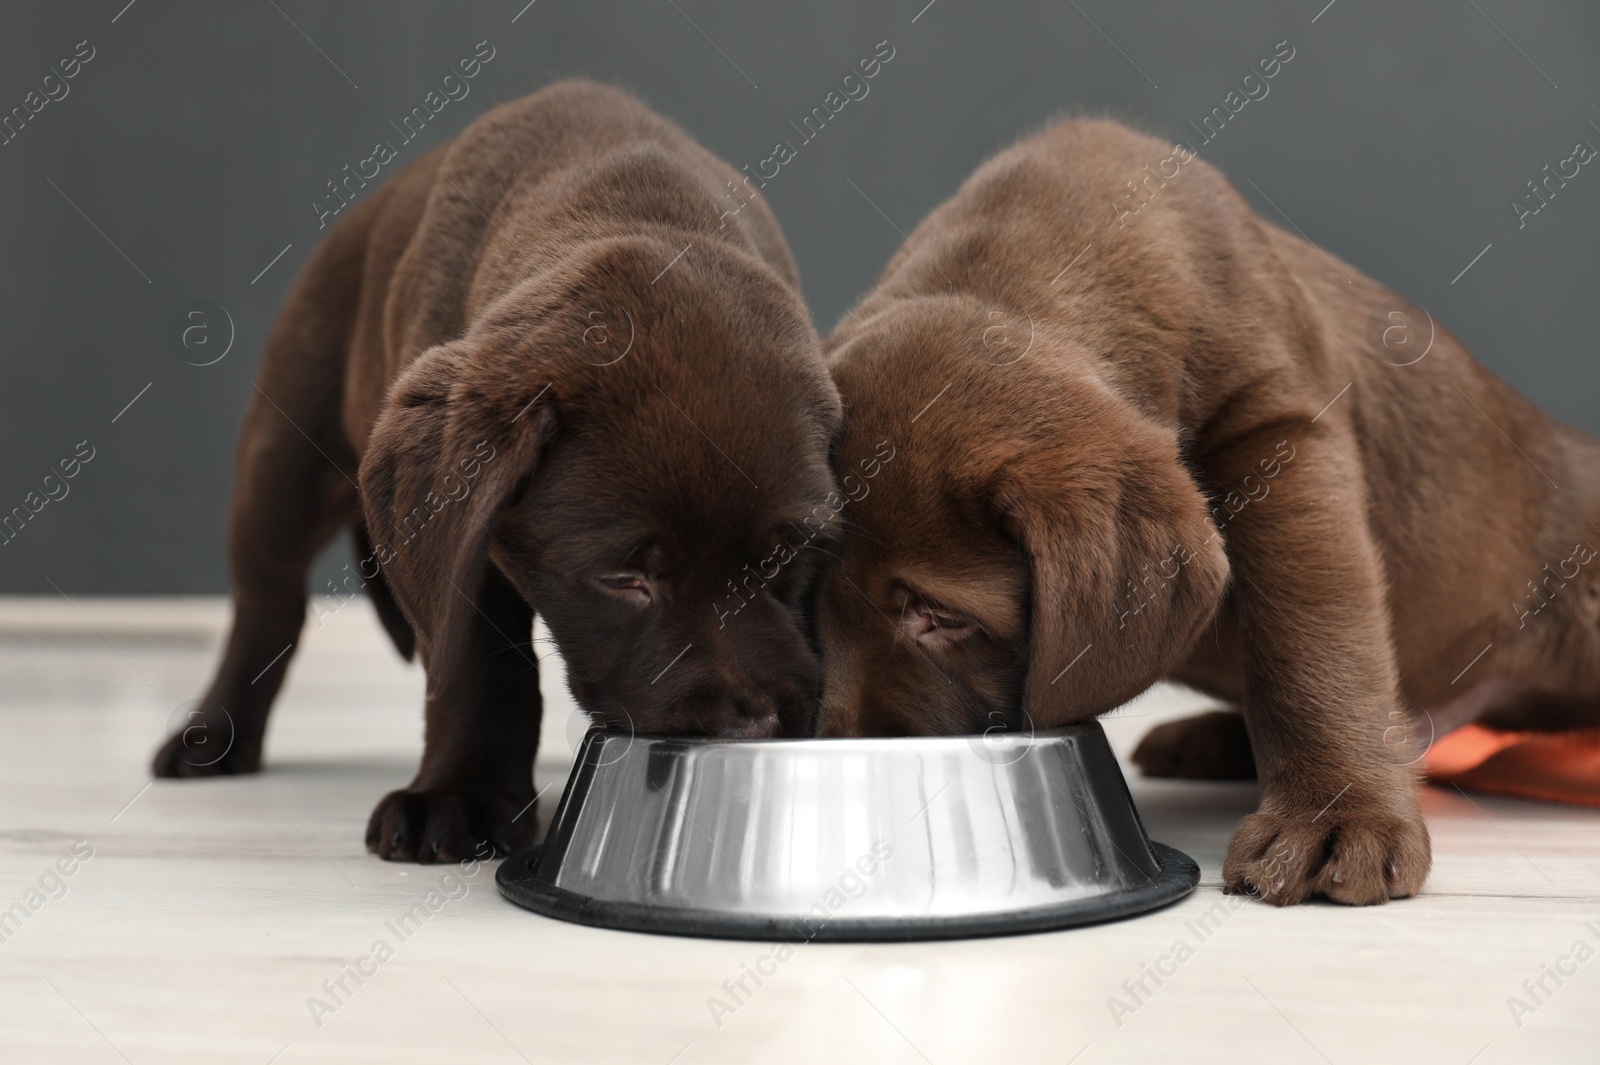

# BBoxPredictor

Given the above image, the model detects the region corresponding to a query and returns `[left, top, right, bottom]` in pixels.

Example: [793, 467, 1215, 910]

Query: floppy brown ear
[358, 341, 557, 687]
[999, 415, 1229, 728]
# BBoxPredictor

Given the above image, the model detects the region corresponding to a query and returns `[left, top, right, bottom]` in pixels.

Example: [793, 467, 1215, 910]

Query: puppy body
[819, 117, 1600, 904]
[154, 81, 841, 862]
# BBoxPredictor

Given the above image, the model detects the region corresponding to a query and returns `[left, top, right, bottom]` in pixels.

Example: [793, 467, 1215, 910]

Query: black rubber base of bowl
[495, 841, 1200, 942]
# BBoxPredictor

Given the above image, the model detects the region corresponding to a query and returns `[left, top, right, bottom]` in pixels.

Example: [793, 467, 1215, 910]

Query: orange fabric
[1426, 724, 1600, 808]
[1424, 724, 1523, 777]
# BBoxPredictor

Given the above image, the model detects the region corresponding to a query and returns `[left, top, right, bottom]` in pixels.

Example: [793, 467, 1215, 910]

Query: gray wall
[2, 0, 1596, 594]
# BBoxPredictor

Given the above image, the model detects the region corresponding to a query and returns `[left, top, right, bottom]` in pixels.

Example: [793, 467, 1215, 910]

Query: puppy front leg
[367, 569, 542, 863]
[1209, 422, 1430, 905]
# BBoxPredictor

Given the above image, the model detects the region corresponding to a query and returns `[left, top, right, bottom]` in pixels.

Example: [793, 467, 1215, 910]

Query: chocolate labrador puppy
[152, 81, 841, 862]
[817, 116, 1600, 904]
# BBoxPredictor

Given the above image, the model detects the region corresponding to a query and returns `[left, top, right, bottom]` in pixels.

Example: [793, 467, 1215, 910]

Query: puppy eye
[595, 573, 652, 603]
[899, 596, 975, 646]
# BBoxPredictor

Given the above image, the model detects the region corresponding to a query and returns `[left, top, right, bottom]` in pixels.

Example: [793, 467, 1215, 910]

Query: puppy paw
[1222, 798, 1431, 906]
[365, 788, 535, 863]
[1131, 710, 1256, 779]
[151, 708, 261, 778]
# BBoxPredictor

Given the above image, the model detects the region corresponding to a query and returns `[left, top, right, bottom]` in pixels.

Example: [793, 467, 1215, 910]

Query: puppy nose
[719, 695, 781, 738]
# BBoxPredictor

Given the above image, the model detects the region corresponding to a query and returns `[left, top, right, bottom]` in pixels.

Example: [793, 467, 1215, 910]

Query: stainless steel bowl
[498, 721, 1197, 940]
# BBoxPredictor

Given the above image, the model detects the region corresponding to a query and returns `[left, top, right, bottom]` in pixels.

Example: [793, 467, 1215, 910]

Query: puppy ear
[358, 342, 557, 688]
[999, 417, 1229, 727]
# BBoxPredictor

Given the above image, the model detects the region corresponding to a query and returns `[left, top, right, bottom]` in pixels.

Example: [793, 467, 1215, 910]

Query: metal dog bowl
[498, 722, 1197, 941]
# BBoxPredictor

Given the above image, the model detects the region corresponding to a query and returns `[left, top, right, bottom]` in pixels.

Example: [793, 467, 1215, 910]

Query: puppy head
[816, 298, 1229, 737]
[360, 237, 841, 738]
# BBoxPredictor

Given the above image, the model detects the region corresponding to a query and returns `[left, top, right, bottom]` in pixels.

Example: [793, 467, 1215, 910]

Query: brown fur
[817, 117, 1600, 905]
[152, 81, 841, 863]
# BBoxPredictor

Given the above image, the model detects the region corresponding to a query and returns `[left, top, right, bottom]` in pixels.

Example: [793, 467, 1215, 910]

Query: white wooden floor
[0, 598, 1595, 1064]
